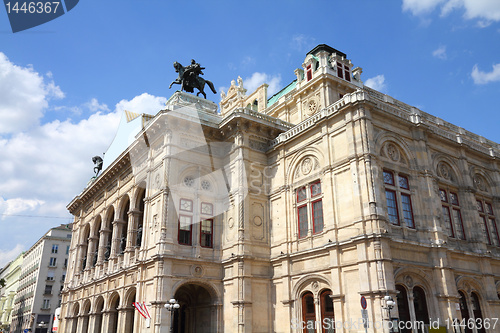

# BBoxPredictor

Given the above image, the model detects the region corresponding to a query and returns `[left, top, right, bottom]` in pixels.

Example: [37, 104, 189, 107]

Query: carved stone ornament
[405, 275, 414, 288]
[228, 217, 234, 229]
[294, 156, 320, 180]
[154, 172, 162, 188]
[384, 142, 400, 162]
[183, 176, 194, 187]
[473, 174, 487, 192]
[437, 162, 451, 180]
[253, 216, 263, 226]
[311, 281, 320, 291]
[301, 157, 313, 175]
[191, 265, 204, 277]
[307, 99, 318, 116]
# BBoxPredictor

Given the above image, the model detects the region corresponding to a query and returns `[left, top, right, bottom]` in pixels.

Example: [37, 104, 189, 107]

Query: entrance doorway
[173, 284, 216, 333]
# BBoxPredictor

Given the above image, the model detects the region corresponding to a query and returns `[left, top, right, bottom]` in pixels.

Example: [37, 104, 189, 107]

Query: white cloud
[432, 45, 447, 59]
[0, 198, 45, 217]
[403, 0, 500, 24]
[243, 72, 282, 96]
[471, 63, 500, 84]
[85, 98, 110, 113]
[114, 93, 167, 115]
[0, 52, 64, 134]
[291, 34, 316, 52]
[402, 0, 445, 15]
[0, 244, 24, 268]
[365, 75, 387, 92]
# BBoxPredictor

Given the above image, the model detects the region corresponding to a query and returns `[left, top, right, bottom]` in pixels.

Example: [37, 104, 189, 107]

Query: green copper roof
[267, 80, 297, 107]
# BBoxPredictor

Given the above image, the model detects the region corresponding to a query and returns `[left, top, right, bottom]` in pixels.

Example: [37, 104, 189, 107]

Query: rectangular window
[344, 64, 351, 81]
[44, 285, 52, 295]
[401, 194, 414, 228]
[311, 182, 321, 197]
[476, 199, 498, 246]
[312, 200, 324, 234]
[42, 299, 50, 309]
[398, 175, 409, 190]
[51, 244, 58, 254]
[46, 271, 55, 281]
[297, 187, 307, 202]
[480, 216, 491, 245]
[179, 199, 193, 212]
[49, 257, 57, 267]
[306, 64, 312, 81]
[201, 203, 213, 216]
[383, 171, 395, 185]
[489, 218, 500, 246]
[64, 258, 68, 267]
[441, 189, 465, 240]
[200, 219, 213, 248]
[336, 62, 343, 79]
[452, 209, 465, 240]
[385, 190, 399, 225]
[66, 245, 70, 255]
[298, 206, 308, 238]
[178, 215, 192, 245]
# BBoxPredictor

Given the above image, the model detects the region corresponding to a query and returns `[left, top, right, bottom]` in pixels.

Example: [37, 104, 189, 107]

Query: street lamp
[383, 295, 396, 332]
[164, 298, 180, 333]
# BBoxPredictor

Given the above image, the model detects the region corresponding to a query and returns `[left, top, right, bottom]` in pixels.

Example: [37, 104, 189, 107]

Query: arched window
[320, 290, 334, 333]
[91, 217, 101, 267]
[302, 292, 316, 333]
[471, 293, 485, 333]
[105, 207, 115, 261]
[412, 287, 429, 325]
[458, 290, 472, 333]
[120, 198, 130, 254]
[396, 285, 411, 333]
[136, 188, 146, 247]
[81, 225, 90, 271]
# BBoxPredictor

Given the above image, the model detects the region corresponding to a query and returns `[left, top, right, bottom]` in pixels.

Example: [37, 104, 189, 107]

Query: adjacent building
[60, 44, 500, 333]
[11, 224, 72, 333]
[0, 253, 24, 332]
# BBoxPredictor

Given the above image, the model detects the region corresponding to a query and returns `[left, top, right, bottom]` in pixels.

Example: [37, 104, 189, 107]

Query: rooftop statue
[169, 59, 217, 99]
[92, 156, 103, 177]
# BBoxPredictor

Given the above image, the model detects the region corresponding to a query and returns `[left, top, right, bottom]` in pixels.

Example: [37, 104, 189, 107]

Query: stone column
[86, 235, 98, 269]
[87, 312, 97, 333]
[98, 228, 111, 263]
[110, 219, 125, 259]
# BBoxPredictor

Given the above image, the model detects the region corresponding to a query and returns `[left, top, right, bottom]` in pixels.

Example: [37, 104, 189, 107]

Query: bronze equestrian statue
[169, 59, 217, 99]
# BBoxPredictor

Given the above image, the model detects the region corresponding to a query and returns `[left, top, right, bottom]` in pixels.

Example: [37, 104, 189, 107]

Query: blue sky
[1, 0, 500, 266]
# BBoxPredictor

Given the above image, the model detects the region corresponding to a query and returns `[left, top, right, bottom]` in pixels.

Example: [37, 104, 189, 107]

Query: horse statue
[169, 60, 217, 99]
[92, 156, 103, 177]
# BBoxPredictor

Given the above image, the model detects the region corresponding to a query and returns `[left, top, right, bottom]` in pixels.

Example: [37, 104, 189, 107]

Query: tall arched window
[105, 207, 114, 261]
[471, 293, 485, 333]
[458, 290, 472, 333]
[320, 290, 334, 333]
[120, 198, 130, 254]
[413, 287, 429, 325]
[396, 285, 411, 333]
[136, 188, 146, 247]
[302, 292, 316, 333]
[91, 217, 101, 267]
[81, 225, 90, 271]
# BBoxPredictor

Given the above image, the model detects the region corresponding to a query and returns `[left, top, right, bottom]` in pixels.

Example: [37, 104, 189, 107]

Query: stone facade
[60, 44, 500, 333]
[0, 253, 23, 332]
[10, 224, 72, 333]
